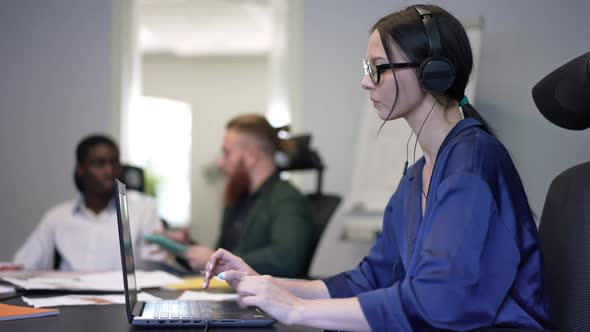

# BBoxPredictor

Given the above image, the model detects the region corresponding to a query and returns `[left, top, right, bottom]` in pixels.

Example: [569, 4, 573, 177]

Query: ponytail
[459, 96, 494, 135]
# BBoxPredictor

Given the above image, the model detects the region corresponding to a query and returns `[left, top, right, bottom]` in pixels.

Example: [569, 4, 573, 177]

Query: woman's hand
[237, 275, 304, 325]
[203, 248, 258, 289]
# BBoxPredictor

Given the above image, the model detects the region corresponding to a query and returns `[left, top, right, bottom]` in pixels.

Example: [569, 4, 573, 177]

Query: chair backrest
[121, 165, 145, 192]
[304, 193, 341, 277]
[277, 133, 342, 276]
[307, 193, 341, 243]
[278, 134, 326, 194]
[538, 161, 590, 331]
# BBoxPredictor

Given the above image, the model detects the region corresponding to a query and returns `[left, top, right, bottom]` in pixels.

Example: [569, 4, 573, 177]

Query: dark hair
[74, 134, 119, 192]
[372, 4, 492, 133]
[226, 114, 294, 157]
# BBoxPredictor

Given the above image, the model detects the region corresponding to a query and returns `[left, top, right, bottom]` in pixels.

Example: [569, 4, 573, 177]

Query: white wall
[2, 0, 588, 272]
[141, 55, 269, 246]
[0, 0, 127, 261]
[305, 0, 590, 276]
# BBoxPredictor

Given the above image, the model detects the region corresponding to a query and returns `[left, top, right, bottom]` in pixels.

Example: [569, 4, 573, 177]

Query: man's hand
[159, 228, 192, 244]
[185, 245, 215, 271]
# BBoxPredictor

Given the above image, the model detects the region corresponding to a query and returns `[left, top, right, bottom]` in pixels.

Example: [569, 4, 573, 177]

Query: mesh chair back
[306, 193, 341, 241]
[539, 161, 590, 332]
[304, 193, 341, 276]
[121, 165, 145, 192]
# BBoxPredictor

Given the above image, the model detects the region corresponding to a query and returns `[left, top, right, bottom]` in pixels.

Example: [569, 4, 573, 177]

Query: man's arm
[13, 214, 56, 270]
[237, 194, 313, 277]
[134, 194, 167, 263]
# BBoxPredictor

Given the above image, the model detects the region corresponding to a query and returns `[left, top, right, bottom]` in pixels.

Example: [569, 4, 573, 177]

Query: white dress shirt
[14, 191, 164, 271]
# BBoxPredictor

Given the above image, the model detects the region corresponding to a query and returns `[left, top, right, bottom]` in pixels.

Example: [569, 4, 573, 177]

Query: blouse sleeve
[322, 196, 404, 298]
[357, 174, 520, 331]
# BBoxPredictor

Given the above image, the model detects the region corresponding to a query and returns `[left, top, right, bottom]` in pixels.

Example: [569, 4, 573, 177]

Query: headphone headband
[413, 6, 441, 57]
[411, 5, 455, 93]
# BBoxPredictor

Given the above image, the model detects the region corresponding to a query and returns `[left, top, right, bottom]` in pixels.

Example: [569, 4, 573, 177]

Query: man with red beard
[173, 114, 314, 278]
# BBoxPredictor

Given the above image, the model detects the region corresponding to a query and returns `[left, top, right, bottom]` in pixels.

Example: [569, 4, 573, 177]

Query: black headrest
[532, 51, 590, 130]
[278, 134, 324, 171]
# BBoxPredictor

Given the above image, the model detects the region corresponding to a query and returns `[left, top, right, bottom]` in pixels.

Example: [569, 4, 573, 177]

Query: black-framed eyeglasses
[363, 57, 419, 85]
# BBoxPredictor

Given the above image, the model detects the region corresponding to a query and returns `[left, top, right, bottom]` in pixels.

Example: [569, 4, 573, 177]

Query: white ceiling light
[138, 0, 273, 57]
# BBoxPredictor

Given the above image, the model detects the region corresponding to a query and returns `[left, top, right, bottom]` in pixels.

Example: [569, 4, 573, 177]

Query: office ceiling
[138, 0, 273, 57]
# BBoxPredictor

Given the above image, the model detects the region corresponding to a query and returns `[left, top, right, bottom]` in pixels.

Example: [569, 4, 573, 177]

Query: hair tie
[459, 95, 469, 107]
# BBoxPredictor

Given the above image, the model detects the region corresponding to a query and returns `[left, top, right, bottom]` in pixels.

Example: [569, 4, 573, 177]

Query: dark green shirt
[216, 173, 314, 278]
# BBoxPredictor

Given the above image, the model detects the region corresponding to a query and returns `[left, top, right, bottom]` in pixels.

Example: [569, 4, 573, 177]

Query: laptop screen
[114, 179, 138, 322]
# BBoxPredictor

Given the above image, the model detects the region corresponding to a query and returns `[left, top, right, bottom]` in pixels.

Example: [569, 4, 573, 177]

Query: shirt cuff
[322, 273, 357, 298]
[357, 287, 406, 332]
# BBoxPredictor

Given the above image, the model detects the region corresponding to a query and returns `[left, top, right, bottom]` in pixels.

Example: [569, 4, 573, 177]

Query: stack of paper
[0, 285, 15, 294]
[22, 292, 161, 308]
[1, 270, 183, 292]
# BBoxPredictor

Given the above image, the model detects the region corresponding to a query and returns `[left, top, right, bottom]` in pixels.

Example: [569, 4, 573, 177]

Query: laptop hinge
[133, 301, 145, 317]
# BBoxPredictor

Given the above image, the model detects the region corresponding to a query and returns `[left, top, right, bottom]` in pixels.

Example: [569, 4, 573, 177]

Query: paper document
[2, 270, 183, 292]
[0, 285, 15, 294]
[165, 276, 231, 291]
[22, 292, 160, 308]
[177, 291, 238, 302]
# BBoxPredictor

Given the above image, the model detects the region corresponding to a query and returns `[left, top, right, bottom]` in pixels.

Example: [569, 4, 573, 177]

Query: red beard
[223, 161, 250, 206]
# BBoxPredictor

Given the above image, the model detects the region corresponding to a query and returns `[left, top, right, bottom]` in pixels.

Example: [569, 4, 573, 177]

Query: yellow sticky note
[165, 276, 232, 291]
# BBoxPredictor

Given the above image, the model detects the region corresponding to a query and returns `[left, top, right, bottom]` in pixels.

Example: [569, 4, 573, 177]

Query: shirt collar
[407, 118, 483, 181]
[437, 118, 484, 158]
[251, 171, 280, 199]
[72, 194, 116, 215]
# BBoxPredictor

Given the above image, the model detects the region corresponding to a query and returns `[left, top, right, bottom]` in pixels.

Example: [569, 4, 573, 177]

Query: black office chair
[537, 162, 590, 332]
[120, 164, 145, 193]
[480, 52, 590, 332]
[533, 51, 590, 332]
[119, 164, 177, 231]
[278, 134, 342, 277]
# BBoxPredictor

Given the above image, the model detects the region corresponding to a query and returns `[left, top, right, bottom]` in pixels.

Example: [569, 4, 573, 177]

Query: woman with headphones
[203, 5, 552, 331]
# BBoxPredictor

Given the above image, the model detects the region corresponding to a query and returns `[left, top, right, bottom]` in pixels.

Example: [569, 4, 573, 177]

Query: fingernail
[216, 272, 226, 280]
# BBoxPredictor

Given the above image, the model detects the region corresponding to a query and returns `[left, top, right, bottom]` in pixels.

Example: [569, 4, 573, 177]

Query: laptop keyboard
[144, 300, 238, 319]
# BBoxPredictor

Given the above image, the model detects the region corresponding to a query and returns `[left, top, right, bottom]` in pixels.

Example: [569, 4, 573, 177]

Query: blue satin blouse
[323, 118, 552, 331]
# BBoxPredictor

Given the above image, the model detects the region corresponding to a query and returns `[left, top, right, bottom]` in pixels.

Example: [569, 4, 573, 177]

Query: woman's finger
[203, 249, 230, 288]
[218, 270, 246, 284]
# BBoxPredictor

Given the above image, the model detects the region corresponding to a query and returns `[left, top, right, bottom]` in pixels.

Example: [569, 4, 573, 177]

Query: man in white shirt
[13, 135, 163, 271]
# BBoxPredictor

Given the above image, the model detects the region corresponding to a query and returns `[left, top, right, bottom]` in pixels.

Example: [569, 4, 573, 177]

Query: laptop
[114, 179, 276, 327]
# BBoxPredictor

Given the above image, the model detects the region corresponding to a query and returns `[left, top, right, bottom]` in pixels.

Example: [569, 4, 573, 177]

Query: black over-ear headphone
[413, 5, 456, 93]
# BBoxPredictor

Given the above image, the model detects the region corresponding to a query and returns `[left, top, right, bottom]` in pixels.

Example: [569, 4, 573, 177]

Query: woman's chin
[377, 109, 398, 121]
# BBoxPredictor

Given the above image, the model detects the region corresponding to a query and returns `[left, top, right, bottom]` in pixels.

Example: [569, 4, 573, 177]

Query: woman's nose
[361, 74, 374, 90]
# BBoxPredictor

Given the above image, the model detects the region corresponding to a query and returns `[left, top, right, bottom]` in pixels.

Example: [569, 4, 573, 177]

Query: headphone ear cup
[417, 56, 456, 93]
